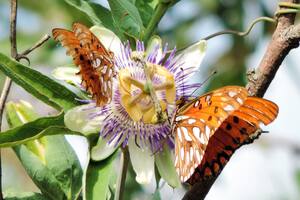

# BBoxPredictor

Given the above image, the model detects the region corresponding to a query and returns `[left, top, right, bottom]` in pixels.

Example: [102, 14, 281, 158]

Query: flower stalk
[114, 147, 129, 200]
[142, 2, 171, 42]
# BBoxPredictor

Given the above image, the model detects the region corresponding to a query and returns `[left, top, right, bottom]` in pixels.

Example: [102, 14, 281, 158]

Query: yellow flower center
[119, 62, 176, 124]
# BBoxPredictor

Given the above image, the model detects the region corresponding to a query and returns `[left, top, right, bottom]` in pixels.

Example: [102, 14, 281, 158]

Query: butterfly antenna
[180, 67, 185, 97]
[261, 130, 269, 134]
[190, 70, 217, 97]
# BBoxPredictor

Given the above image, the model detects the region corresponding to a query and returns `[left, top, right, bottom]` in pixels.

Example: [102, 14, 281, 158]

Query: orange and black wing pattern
[52, 23, 114, 106]
[173, 86, 278, 184]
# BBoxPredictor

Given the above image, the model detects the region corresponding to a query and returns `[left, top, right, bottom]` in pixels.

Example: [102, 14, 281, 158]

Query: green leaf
[135, 0, 158, 26]
[154, 164, 161, 189]
[64, 0, 115, 31]
[152, 189, 161, 200]
[1, 112, 81, 147]
[39, 135, 83, 199]
[6, 101, 83, 200]
[85, 152, 118, 200]
[0, 53, 81, 111]
[155, 144, 181, 188]
[4, 192, 48, 200]
[6, 101, 46, 161]
[108, 0, 145, 39]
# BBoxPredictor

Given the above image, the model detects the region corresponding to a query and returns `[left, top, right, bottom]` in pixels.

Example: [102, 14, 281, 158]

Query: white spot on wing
[95, 58, 101, 68]
[175, 115, 189, 122]
[237, 97, 243, 104]
[185, 151, 190, 163]
[189, 147, 194, 160]
[188, 119, 196, 124]
[205, 95, 211, 102]
[228, 91, 237, 97]
[108, 68, 113, 77]
[182, 127, 192, 141]
[199, 133, 205, 144]
[224, 105, 234, 112]
[177, 128, 183, 142]
[194, 100, 199, 107]
[180, 147, 184, 160]
[190, 167, 195, 176]
[205, 126, 211, 138]
[192, 127, 201, 141]
[195, 149, 201, 163]
[101, 65, 107, 74]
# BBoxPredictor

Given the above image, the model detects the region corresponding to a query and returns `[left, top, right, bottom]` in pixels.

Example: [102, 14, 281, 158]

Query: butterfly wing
[174, 86, 279, 183]
[174, 86, 249, 182]
[52, 23, 114, 106]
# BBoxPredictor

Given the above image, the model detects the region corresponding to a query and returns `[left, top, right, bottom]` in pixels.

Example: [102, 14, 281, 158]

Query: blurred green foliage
[0, 0, 297, 199]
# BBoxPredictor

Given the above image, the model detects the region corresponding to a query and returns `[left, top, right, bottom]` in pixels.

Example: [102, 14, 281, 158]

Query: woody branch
[183, 0, 300, 199]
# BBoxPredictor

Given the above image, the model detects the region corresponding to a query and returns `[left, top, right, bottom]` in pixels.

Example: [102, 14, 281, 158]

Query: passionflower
[53, 25, 207, 186]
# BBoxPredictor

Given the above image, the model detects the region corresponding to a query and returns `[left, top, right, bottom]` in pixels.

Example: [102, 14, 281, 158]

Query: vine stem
[171, 16, 276, 54]
[202, 16, 276, 40]
[114, 147, 129, 200]
[0, 1, 18, 198]
[142, 1, 172, 42]
[0, 1, 50, 198]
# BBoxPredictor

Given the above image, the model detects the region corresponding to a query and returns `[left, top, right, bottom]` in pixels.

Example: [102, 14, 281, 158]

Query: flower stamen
[142, 61, 166, 124]
[154, 81, 174, 90]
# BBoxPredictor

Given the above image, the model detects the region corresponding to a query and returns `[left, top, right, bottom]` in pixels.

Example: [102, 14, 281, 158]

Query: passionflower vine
[53, 25, 207, 186]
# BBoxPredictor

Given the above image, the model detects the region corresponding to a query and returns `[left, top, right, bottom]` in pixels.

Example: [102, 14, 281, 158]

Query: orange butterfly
[173, 86, 278, 184]
[52, 23, 114, 106]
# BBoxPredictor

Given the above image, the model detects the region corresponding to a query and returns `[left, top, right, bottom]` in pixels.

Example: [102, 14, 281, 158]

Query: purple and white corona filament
[94, 39, 205, 152]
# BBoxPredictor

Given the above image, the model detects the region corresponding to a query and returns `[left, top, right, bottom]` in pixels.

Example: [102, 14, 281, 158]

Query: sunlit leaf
[85, 151, 118, 200]
[6, 101, 83, 200]
[4, 192, 48, 200]
[1, 112, 81, 147]
[135, 0, 158, 26]
[155, 144, 181, 188]
[108, 0, 145, 39]
[0, 53, 81, 111]
[63, 0, 115, 31]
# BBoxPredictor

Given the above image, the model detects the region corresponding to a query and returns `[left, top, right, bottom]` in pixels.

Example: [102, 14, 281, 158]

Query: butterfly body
[173, 86, 278, 183]
[52, 23, 114, 106]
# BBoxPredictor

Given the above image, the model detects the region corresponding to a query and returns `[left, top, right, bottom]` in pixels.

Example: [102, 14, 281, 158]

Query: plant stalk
[0, 1, 18, 198]
[114, 147, 129, 200]
[142, 2, 171, 42]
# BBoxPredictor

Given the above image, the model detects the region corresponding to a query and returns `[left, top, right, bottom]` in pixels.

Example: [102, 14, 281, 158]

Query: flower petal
[90, 25, 122, 56]
[171, 40, 207, 79]
[121, 94, 143, 121]
[52, 66, 81, 86]
[155, 144, 181, 188]
[64, 103, 104, 135]
[128, 137, 154, 184]
[91, 137, 119, 161]
[65, 135, 90, 169]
